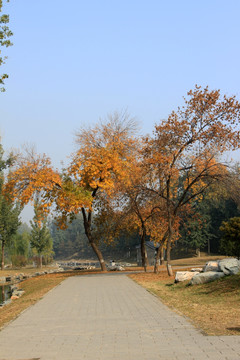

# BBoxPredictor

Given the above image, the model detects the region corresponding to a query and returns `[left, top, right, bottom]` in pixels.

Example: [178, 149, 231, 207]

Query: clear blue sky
[1, 0, 240, 221]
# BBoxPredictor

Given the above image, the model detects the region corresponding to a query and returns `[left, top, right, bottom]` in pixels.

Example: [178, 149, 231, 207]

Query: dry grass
[171, 255, 227, 266]
[129, 271, 240, 336]
[0, 266, 59, 277]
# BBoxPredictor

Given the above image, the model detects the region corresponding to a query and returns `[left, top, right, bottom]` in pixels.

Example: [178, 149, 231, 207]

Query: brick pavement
[0, 274, 239, 360]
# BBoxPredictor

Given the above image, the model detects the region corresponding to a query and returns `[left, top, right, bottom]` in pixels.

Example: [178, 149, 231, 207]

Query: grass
[171, 255, 227, 266]
[129, 271, 240, 336]
[0, 265, 59, 277]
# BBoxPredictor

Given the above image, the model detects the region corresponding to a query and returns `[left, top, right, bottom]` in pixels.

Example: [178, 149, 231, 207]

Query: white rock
[175, 271, 199, 283]
[189, 271, 225, 285]
[203, 261, 219, 272]
[191, 268, 203, 272]
[218, 258, 240, 275]
[116, 265, 125, 271]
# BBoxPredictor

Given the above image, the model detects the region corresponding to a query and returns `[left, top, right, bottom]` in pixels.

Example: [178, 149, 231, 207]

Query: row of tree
[1, 86, 240, 274]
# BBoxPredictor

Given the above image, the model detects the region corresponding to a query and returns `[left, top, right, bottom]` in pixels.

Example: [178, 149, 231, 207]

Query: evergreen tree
[220, 217, 240, 259]
[0, 144, 21, 269]
[30, 202, 53, 268]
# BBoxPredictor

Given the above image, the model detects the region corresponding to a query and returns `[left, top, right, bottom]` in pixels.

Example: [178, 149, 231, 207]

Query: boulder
[218, 258, 240, 275]
[203, 261, 219, 272]
[189, 271, 225, 285]
[175, 271, 199, 283]
[191, 268, 203, 272]
[116, 265, 124, 271]
[108, 264, 125, 271]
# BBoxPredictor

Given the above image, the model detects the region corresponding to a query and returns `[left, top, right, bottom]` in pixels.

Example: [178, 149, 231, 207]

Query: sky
[1, 0, 240, 222]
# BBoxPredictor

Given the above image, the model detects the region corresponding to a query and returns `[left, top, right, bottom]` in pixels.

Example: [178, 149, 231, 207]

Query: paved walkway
[0, 274, 239, 360]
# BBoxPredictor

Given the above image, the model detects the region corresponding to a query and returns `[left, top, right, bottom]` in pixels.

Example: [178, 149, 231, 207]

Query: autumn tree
[143, 86, 240, 275]
[54, 112, 138, 271]
[115, 180, 167, 272]
[0, 0, 13, 91]
[4, 148, 62, 267]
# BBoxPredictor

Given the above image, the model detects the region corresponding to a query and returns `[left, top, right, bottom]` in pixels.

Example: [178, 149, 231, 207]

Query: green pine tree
[220, 217, 240, 259]
[30, 203, 53, 268]
[0, 144, 21, 269]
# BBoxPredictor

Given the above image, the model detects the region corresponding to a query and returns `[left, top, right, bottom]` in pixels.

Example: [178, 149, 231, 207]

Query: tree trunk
[166, 222, 173, 276]
[89, 241, 107, 271]
[208, 238, 211, 255]
[166, 240, 173, 276]
[160, 247, 165, 265]
[140, 225, 148, 272]
[39, 254, 42, 268]
[82, 207, 107, 272]
[154, 232, 168, 273]
[1, 241, 4, 270]
[154, 245, 161, 274]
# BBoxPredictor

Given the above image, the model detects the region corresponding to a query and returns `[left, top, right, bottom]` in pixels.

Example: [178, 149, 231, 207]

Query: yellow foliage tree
[143, 86, 240, 275]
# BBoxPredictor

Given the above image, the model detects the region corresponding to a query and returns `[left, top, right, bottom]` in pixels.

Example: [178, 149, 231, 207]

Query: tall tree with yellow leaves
[54, 113, 138, 271]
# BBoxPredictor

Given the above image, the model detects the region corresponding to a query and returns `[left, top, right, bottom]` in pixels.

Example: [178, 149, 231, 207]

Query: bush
[220, 217, 240, 259]
[11, 254, 28, 267]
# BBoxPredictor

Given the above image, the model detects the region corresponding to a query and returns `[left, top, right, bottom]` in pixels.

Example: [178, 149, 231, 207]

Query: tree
[30, 200, 53, 268]
[179, 200, 212, 256]
[220, 217, 240, 259]
[54, 112, 138, 271]
[0, 144, 21, 270]
[0, 188, 21, 269]
[0, 0, 13, 91]
[8, 230, 30, 267]
[143, 86, 240, 275]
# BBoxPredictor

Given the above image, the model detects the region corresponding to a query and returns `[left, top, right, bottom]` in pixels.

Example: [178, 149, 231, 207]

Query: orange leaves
[4, 152, 62, 212]
[70, 113, 139, 196]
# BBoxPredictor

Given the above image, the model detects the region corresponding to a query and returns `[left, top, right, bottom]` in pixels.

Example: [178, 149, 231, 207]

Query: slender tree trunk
[39, 254, 42, 268]
[154, 232, 168, 273]
[166, 219, 173, 276]
[160, 247, 165, 265]
[166, 238, 173, 276]
[1, 241, 4, 270]
[196, 248, 201, 257]
[208, 238, 211, 255]
[1, 286, 4, 302]
[154, 245, 161, 274]
[140, 224, 148, 272]
[82, 207, 107, 272]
